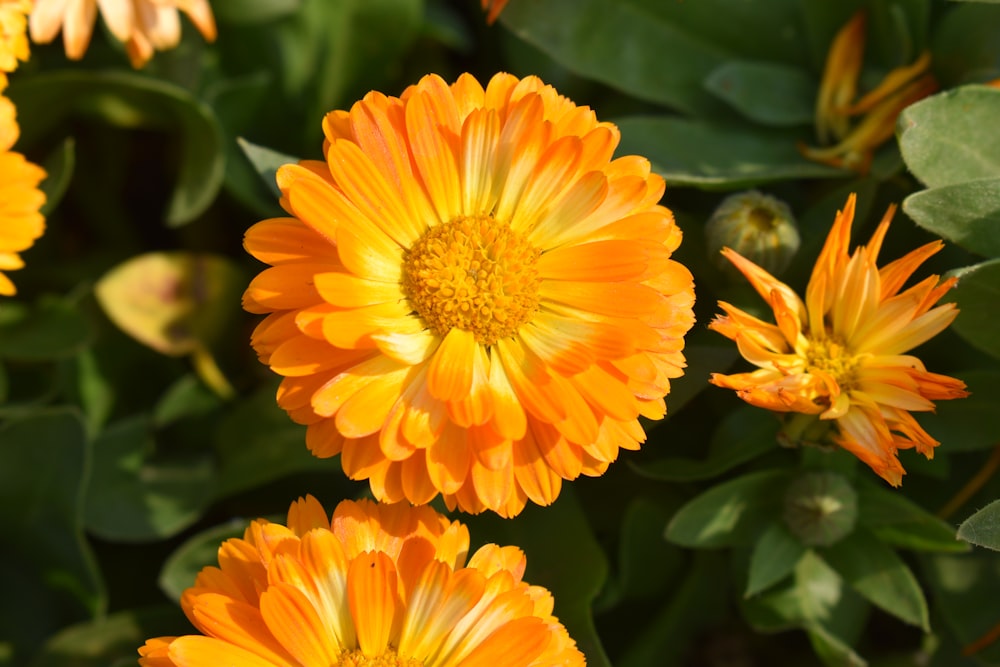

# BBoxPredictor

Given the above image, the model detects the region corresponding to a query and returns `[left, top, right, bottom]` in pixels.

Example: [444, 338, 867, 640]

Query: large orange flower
[243, 72, 695, 517]
[139, 496, 585, 666]
[0, 0, 32, 88]
[0, 93, 45, 296]
[710, 194, 968, 485]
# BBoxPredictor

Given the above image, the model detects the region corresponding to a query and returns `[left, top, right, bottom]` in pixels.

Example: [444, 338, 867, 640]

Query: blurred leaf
[897, 86, 1000, 188]
[159, 519, 250, 601]
[38, 137, 75, 216]
[0, 410, 103, 664]
[705, 61, 816, 126]
[957, 499, 1000, 550]
[153, 374, 224, 428]
[0, 295, 93, 361]
[932, 3, 1000, 86]
[806, 621, 868, 667]
[30, 606, 189, 667]
[236, 137, 300, 199]
[74, 350, 115, 437]
[635, 407, 779, 482]
[7, 70, 225, 226]
[922, 552, 1000, 664]
[615, 498, 684, 602]
[947, 259, 1000, 360]
[84, 416, 215, 542]
[657, 344, 739, 419]
[616, 116, 844, 189]
[666, 469, 793, 547]
[822, 529, 930, 629]
[746, 521, 806, 598]
[920, 370, 1000, 453]
[212, 0, 301, 22]
[96, 252, 245, 357]
[857, 481, 968, 553]
[902, 178, 1000, 257]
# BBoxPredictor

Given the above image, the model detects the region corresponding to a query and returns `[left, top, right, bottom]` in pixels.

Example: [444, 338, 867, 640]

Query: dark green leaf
[0, 295, 93, 361]
[947, 259, 1000, 360]
[897, 86, 1000, 188]
[822, 529, 930, 629]
[805, 622, 868, 667]
[746, 521, 807, 598]
[153, 375, 224, 428]
[704, 61, 816, 126]
[74, 350, 115, 437]
[920, 370, 1000, 453]
[903, 178, 1000, 258]
[7, 70, 225, 226]
[615, 116, 844, 189]
[159, 519, 251, 601]
[957, 499, 1000, 551]
[932, 3, 1000, 87]
[922, 552, 1000, 664]
[236, 137, 300, 199]
[857, 481, 968, 553]
[84, 416, 215, 542]
[657, 344, 739, 419]
[212, 0, 301, 23]
[616, 498, 684, 602]
[38, 137, 75, 217]
[665, 470, 793, 547]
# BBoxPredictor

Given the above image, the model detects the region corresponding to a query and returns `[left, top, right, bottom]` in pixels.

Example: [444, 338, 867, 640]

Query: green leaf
[902, 178, 1000, 257]
[957, 499, 1000, 550]
[897, 86, 1000, 188]
[920, 370, 1000, 453]
[236, 137, 300, 199]
[932, 3, 1000, 87]
[746, 521, 807, 598]
[922, 552, 1000, 664]
[74, 350, 115, 437]
[615, 116, 844, 189]
[947, 259, 1000, 360]
[822, 529, 930, 629]
[7, 70, 225, 226]
[805, 622, 868, 667]
[857, 481, 968, 553]
[84, 416, 215, 542]
[212, 0, 301, 22]
[0, 410, 103, 664]
[656, 344, 739, 419]
[635, 407, 780, 482]
[38, 137, 75, 217]
[159, 519, 251, 601]
[616, 498, 684, 602]
[704, 61, 816, 127]
[0, 295, 93, 361]
[153, 374, 224, 428]
[665, 470, 793, 547]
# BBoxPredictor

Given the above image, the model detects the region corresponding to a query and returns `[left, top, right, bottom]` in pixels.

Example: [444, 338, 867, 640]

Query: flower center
[402, 215, 541, 346]
[804, 336, 859, 389]
[335, 649, 423, 667]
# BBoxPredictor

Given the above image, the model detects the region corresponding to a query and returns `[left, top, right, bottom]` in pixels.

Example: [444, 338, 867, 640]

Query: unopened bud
[706, 191, 800, 277]
[783, 472, 857, 547]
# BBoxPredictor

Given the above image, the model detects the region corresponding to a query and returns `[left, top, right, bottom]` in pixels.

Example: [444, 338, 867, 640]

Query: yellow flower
[0, 94, 45, 296]
[709, 194, 968, 486]
[0, 0, 31, 89]
[28, 0, 215, 67]
[243, 72, 695, 517]
[138, 496, 585, 667]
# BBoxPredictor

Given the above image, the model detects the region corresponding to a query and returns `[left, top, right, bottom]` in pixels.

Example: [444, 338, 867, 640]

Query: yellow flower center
[804, 336, 860, 389]
[335, 649, 423, 667]
[402, 215, 541, 346]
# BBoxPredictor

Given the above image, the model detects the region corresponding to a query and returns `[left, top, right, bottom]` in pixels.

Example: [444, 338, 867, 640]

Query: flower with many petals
[0, 0, 32, 88]
[29, 0, 215, 67]
[709, 194, 968, 486]
[0, 94, 45, 296]
[139, 496, 585, 666]
[243, 72, 695, 516]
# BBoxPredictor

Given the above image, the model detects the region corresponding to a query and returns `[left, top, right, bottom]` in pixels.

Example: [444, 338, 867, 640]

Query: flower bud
[782, 471, 858, 547]
[706, 190, 800, 277]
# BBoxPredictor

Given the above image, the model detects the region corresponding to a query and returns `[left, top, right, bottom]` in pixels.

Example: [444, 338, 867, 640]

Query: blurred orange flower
[29, 0, 215, 67]
[138, 496, 585, 666]
[243, 72, 695, 516]
[481, 0, 510, 24]
[0, 0, 31, 88]
[710, 194, 968, 486]
[0, 94, 45, 296]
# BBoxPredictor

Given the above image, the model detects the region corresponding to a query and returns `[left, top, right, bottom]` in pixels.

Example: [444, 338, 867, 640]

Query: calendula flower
[0, 0, 32, 88]
[0, 94, 45, 296]
[28, 0, 215, 67]
[481, 0, 510, 24]
[243, 72, 695, 517]
[138, 496, 585, 666]
[709, 194, 968, 486]
[801, 10, 937, 173]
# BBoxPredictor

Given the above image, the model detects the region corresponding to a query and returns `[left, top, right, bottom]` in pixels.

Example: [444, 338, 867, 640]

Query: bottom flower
[139, 497, 584, 666]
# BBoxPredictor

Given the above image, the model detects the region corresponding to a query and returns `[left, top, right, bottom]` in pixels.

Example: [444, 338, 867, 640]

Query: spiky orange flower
[0, 0, 32, 88]
[0, 94, 45, 296]
[138, 496, 585, 666]
[709, 194, 968, 486]
[28, 0, 215, 67]
[243, 72, 695, 517]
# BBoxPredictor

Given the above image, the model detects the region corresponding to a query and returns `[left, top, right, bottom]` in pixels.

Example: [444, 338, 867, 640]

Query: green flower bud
[782, 472, 858, 547]
[706, 190, 800, 277]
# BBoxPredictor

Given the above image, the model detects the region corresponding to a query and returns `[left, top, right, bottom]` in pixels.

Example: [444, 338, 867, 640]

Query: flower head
[138, 496, 585, 666]
[0, 0, 32, 88]
[709, 194, 968, 486]
[29, 0, 215, 67]
[0, 94, 45, 296]
[243, 72, 695, 516]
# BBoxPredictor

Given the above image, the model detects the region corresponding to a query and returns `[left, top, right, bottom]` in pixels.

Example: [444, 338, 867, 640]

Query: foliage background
[3, 0, 1000, 665]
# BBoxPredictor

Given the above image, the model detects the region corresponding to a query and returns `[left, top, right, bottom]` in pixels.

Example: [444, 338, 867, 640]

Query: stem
[191, 344, 236, 400]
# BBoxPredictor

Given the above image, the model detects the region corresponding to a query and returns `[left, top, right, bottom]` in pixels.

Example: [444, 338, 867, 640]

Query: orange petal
[347, 551, 400, 658]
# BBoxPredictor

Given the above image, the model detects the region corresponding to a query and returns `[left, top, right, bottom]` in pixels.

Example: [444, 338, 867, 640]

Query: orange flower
[481, 0, 510, 24]
[28, 0, 215, 67]
[243, 72, 695, 517]
[709, 194, 968, 486]
[0, 0, 32, 88]
[0, 94, 45, 296]
[138, 496, 585, 666]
